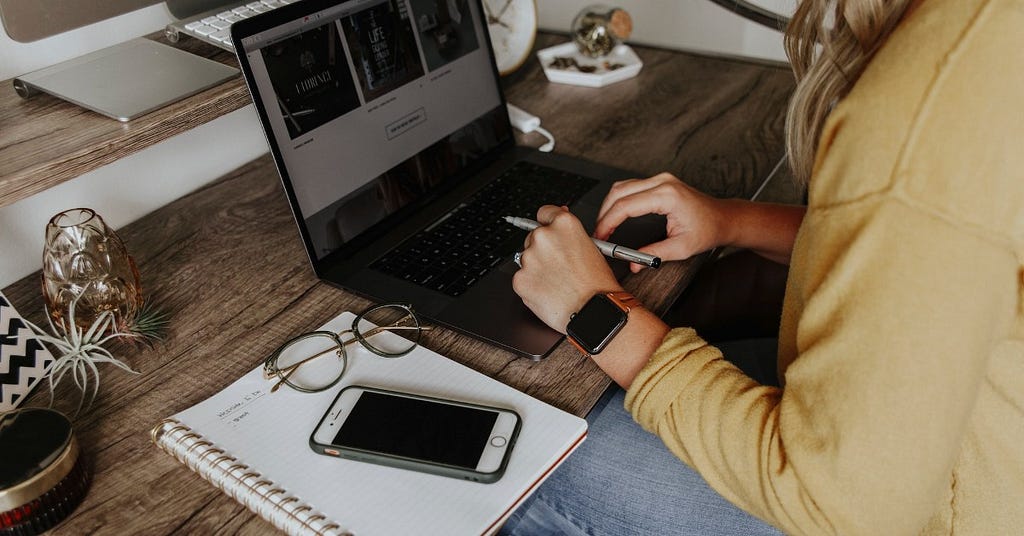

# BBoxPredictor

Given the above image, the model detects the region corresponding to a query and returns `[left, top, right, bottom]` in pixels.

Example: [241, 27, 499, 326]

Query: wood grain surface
[2, 33, 796, 535]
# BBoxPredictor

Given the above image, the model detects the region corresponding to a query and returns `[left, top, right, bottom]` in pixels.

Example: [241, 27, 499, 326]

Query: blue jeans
[501, 339, 783, 536]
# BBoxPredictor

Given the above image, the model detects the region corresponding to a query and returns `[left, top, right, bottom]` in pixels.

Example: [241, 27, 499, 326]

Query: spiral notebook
[151, 311, 588, 535]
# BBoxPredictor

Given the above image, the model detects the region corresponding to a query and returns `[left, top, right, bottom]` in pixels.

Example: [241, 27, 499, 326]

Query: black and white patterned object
[0, 291, 55, 412]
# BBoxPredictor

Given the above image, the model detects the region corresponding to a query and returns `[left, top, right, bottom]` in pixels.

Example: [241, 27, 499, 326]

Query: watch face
[567, 294, 628, 355]
[483, 0, 537, 75]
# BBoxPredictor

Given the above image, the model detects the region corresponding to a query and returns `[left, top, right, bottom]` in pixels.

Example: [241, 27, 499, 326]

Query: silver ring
[513, 251, 523, 268]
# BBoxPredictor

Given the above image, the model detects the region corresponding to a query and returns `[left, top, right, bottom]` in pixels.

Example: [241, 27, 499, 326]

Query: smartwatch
[565, 291, 637, 355]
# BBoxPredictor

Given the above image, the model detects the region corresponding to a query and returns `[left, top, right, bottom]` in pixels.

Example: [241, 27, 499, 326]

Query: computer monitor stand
[13, 38, 238, 122]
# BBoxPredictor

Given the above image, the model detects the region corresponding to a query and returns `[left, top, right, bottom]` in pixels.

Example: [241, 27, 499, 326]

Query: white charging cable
[507, 104, 555, 152]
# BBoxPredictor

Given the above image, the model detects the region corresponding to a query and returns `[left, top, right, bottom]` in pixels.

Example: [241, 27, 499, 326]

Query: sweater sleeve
[625, 200, 1018, 535]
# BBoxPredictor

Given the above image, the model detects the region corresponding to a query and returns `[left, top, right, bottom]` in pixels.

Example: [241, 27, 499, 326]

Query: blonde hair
[784, 0, 914, 184]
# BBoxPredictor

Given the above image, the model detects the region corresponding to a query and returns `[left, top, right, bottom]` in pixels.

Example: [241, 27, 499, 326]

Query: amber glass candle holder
[41, 208, 142, 333]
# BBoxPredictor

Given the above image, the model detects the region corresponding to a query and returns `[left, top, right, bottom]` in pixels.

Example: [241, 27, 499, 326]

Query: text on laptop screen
[241, 0, 507, 260]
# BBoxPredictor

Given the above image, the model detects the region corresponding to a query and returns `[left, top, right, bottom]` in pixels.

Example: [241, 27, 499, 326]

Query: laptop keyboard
[370, 162, 599, 297]
[166, 0, 300, 51]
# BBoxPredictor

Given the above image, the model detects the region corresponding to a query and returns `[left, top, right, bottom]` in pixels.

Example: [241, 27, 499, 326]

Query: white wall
[0, 1, 792, 289]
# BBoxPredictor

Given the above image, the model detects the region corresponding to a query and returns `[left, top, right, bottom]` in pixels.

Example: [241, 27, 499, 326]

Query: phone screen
[331, 391, 499, 469]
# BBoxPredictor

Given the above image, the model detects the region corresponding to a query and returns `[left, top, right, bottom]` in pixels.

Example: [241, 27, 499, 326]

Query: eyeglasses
[262, 303, 430, 393]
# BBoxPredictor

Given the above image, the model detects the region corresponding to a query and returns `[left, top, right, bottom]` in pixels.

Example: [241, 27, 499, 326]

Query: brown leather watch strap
[605, 291, 638, 312]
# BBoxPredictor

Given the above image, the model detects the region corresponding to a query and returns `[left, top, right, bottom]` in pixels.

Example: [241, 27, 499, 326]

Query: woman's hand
[512, 206, 672, 388]
[511, 206, 622, 333]
[595, 173, 728, 273]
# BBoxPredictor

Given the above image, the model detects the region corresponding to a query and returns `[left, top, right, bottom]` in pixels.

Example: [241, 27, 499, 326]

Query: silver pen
[503, 216, 662, 269]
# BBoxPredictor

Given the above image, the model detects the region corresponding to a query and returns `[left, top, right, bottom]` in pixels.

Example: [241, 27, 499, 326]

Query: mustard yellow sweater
[625, 0, 1024, 533]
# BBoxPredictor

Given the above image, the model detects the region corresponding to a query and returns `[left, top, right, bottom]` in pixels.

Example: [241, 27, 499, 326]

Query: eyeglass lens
[352, 304, 421, 357]
[274, 332, 347, 392]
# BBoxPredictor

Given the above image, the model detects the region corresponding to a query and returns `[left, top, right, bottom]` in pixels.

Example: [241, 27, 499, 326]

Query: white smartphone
[310, 385, 521, 483]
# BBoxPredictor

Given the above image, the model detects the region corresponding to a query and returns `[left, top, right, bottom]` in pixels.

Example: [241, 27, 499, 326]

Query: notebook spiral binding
[151, 419, 352, 536]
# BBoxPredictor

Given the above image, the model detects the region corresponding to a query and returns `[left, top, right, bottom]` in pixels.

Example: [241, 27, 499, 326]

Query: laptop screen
[238, 0, 509, 262]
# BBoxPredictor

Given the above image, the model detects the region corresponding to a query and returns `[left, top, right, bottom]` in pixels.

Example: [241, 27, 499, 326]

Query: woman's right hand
[594, 173, 729, 271]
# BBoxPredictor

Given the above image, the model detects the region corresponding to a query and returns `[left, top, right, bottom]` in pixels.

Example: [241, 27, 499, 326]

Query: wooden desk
[2, 34, 796, 534]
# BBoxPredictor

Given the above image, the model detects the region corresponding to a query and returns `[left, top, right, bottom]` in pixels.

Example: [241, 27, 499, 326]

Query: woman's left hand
[511, 205, 623, 333]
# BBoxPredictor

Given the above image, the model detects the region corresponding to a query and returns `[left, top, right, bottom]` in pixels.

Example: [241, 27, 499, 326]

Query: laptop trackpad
[436, 213, 667, 360]
[436, 272, 563, 360]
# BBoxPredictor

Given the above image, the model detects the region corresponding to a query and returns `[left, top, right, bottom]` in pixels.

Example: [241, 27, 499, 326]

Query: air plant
[24, 294, 140, 415]
[125, 298, 170, 347]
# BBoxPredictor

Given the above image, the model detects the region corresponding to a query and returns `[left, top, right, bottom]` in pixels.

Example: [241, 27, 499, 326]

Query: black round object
[0, 408, 90, 535]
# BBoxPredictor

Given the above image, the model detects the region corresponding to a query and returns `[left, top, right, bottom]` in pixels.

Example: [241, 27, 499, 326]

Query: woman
[504, 0, 1023, 534]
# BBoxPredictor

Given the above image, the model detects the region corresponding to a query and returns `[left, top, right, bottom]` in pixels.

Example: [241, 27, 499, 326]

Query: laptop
[230, 0, 664, 359]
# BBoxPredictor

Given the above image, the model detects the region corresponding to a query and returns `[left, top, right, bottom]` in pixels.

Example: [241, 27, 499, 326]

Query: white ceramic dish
[536, 42, 643, 88]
